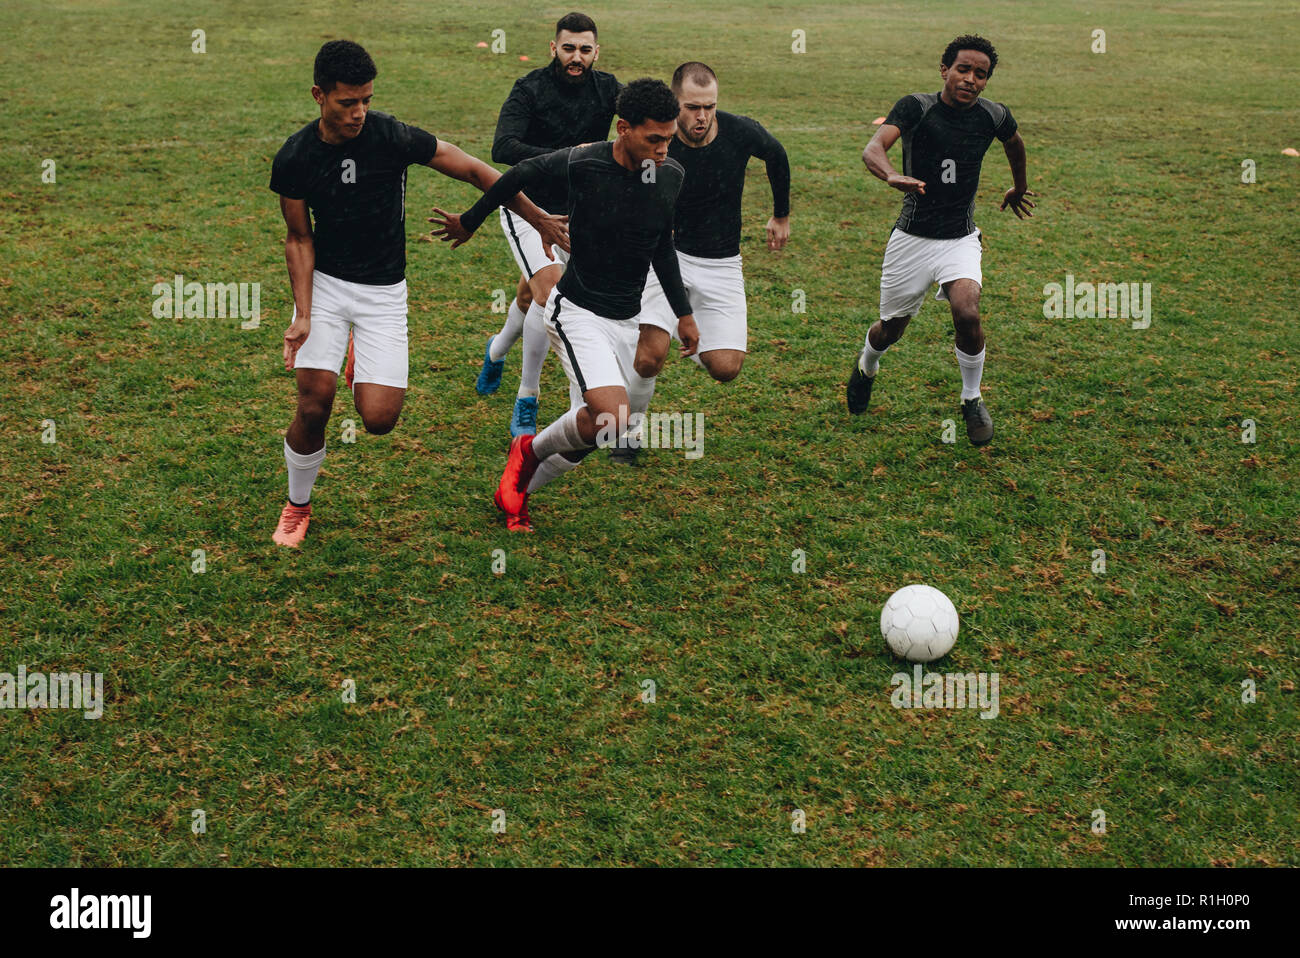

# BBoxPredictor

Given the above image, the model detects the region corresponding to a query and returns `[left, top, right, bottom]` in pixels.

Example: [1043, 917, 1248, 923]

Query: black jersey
[885, 92, 1018, 239]
[669, 111, 791, 258]
[491, 63, 622, 215]
[269, 111, 438, 285]
[461, 143, 690, 322]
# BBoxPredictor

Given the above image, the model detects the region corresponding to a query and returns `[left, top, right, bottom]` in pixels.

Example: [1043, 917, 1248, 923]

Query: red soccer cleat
[344, 331, 355, 390]
[505, 495, 534, 533]
[495, 434, 540, 525]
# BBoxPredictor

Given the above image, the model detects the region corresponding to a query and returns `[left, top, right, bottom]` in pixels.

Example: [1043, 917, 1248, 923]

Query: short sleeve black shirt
[269, 111, 438, 285]
[884, 92, 1017, 239]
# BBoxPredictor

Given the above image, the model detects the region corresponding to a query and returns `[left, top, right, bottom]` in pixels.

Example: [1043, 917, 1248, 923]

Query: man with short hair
[432, 79, 699, 533]
[269, 39, 564, 547]
[847, 34, 1034, 446]
[617, 60, 791, 464]
[475, 12, 622, 441]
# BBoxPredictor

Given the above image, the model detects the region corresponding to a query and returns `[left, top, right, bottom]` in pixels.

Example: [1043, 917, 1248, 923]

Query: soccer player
[847, 34, 1034, 445]
[269, 40, 565, 547]
[432, 79, 699, 532]
[617, 60, 791, 463]
[474, 12, 622, 441]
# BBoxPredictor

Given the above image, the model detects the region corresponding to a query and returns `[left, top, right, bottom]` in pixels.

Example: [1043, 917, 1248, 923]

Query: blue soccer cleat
[476, 336, 505, 395]
[509, 396, 538, 437]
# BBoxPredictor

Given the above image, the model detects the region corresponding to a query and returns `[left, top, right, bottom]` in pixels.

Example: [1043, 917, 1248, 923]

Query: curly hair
[616, 78, 679, 127]
[314, 40, 377, 92]
[942, 34, 998, 75]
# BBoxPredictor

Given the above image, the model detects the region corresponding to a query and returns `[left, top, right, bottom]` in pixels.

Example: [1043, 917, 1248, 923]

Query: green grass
[0, 0, 1296, 866]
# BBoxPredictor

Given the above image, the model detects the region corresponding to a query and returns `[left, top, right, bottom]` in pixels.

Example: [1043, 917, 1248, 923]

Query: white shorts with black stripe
[637, 250, 748, 353]
[542, 288, 639, 409]
[499, 207, 570, 280]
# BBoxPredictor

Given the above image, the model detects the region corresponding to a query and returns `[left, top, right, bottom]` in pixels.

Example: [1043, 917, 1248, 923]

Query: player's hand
[428, 207, 472, 247]
[1000, 188, 1036, 219]
[534, 213, 570, 261]
[283, 312, 310, 370]
[766, 216, 790, 251]
[887, 173, 926, 195]
[678, 314, 700, 356]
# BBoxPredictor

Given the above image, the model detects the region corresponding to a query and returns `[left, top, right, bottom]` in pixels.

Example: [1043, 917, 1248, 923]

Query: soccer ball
[881, 584, 959, 662]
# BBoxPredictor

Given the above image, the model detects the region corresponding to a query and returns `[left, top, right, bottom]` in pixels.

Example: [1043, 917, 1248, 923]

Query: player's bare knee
[296, 393, 334, 428]
[952, 306, 981, 330]
[881, 316, 911, 345]
[704, 354, 744, 382]
[634, 353, 664, 379]
[528, 267, 561, 308]
[361, 411, 400, 435]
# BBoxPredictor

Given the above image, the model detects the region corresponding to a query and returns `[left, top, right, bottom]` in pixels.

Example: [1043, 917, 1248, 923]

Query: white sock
[527, 452, 582, 493]
[627, 371, 656, 420]
[955, 346, 985, 401]
[531, 406, 591, 461]
[860, 333, 888, 376]
[489, 299, 526, 361]
[284, 439, 325, 506]
[518, 302, 548, 398]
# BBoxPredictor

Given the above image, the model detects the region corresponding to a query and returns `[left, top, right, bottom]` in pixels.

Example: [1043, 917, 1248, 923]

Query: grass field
[1, 0, 1297, 866]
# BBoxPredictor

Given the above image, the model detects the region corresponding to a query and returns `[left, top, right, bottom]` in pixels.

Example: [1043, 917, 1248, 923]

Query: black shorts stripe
[502, 209, 533, 279]
[550, 295, 588, 394]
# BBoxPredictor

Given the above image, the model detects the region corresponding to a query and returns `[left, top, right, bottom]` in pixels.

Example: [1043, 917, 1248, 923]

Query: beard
[550, 56, 591, 86]
[678, 117, 713, 144]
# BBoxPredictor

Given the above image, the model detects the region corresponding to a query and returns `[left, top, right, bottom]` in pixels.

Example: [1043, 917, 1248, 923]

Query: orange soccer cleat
[272, 501, 312, 547]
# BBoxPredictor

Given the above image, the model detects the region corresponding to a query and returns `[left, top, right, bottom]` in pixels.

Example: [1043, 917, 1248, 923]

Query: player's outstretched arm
[863, 124, 926, 195]
[999, 132, 1035, 219]
[749, 119, 792, 251]
[280, 196, 314, 370]
[428, 145, 569, 256]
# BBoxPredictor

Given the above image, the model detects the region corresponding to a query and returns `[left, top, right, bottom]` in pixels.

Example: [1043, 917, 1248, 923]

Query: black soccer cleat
[608, 444, 641, 466]
[961, 397, 994, 446]
[846, 353, 875, 415]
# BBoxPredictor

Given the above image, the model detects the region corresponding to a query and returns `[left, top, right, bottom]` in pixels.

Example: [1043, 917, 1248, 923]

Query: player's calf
[848, 316, 909, 415]
[288, 370, 337, 446]
[946, 284, 990, 444]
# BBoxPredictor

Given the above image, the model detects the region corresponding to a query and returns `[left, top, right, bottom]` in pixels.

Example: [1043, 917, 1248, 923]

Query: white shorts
[499, 207, 569, 280]
[878, 227, 983, 320]
[293, 270, 409, 389]
[637, 251, 748, 353]
[543, 289, 639, 409]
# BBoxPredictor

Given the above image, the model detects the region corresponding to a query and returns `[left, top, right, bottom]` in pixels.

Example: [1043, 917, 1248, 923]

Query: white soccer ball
[880, 584, 959, 662]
